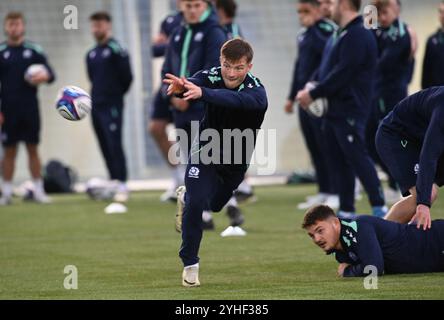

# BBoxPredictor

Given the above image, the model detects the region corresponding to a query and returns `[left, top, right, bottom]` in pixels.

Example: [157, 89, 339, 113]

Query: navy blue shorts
[376, 124, 444, 196]
[1, 103, 40, 146]
[150, 89, 173, 122]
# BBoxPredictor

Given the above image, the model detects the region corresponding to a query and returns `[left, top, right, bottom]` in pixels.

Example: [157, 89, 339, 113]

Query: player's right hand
[0, 112, 3, 125]
[410, 204, 432, 230]
[296, 89, 313, 110]
[153, 32, 168, 45]
[28, 71, 50, 86]
[337, 263, 349, 277]
[284, 99, 294, 114]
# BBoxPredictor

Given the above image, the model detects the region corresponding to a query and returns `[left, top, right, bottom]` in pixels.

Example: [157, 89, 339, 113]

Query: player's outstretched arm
[413, 108, 444, 230]
[196, 85, 267, 111]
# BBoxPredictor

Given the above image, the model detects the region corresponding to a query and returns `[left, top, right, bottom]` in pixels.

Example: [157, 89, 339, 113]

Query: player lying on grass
[302, 205, 444, 277]
[163, 38, 268, 287]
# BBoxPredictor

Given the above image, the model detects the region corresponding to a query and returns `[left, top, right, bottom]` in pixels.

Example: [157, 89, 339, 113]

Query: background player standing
[285, 0, 337, 210]
[422, 1, 444, 89]
[86, 12, 133, 203]
[150, 0, 185, 203]
[215, 0, 242, 39]
[0, 12, 55, 205]
[366, 0, 416, 205]
[296, 0, 387, 218]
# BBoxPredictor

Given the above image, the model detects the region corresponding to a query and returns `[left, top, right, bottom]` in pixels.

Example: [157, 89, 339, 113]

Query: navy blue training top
[381, 86, 444, 207]
[152, 11, 183, 58]
[0, 40, 55, 109]
[310, 16, 377, 122]
[422, 28, 444, 89]
[331, 216, 444, 277]
[187, 66, 268, 167]
[288, 19, 336, 100]
[161, 8, 227, 118]
[86, 38, 133, 106]
[373, 19, 414, 110]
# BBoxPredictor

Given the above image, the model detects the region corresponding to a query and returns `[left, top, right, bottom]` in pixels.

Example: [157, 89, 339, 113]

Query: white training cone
[104, 202, 128, 214]
[220, 226, 247, 237]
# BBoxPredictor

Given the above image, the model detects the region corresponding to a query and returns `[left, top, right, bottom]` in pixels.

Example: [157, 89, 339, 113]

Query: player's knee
[26, 145, 39, 158]
[4, 146, 18, 160]
[186, 194, 205, 212]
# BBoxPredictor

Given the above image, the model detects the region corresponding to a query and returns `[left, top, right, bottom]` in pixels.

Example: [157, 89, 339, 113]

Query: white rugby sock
[2, 181, 13, 198]
[226, 196, 238, 208]
[237, 179, 252, 194]
[202, 210, 213, 222]
[172, 166, 184, 187]
[184, 263, 199, 270]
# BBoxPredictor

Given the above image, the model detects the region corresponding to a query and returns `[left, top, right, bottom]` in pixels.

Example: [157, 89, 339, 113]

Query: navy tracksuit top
[381, 86, 444, 207]
[0, 40, 55, 108]
[332, 215, 444, 277]
[422, 28, 444, 89]
[310, 16, 378, 122]
[188, 66, 268, 166]
[373, 19, 414, 112]
[161, 8, 227, 119]
[86, 38, 133, 106]
[288, 18, 336, 100]
[152, 11, 183, 58]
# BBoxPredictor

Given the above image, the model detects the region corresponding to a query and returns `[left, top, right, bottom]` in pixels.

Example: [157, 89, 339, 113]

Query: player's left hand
[410, 204, 432, 230]
[337, 263, 350, 277]
[28, 71, 50, 86]
[163, 73, 186, 95]
[296, 89, 313, 109]
[183, 79, 202, 101]
[0, 112, 4, 126]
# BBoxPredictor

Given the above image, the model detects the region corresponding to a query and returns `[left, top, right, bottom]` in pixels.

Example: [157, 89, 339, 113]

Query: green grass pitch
[0, 184, 443, 300]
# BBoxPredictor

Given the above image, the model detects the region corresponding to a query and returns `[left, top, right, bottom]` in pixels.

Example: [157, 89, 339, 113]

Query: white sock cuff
[184, 263, 199, 270]
[226, 196, 238, 208]
[202, 210, 213, 222]
[2, 181, 13, 196]
[237, 179, 252, 193]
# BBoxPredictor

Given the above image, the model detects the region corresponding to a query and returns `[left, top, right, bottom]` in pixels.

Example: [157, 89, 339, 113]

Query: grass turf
[0, 184, 443, 300]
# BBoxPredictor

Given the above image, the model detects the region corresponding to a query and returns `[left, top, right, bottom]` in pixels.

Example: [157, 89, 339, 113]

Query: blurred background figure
[319, 0, 334, 20]
[86, 11, 133, 203]
[215, 0, 242, 39]
[149, 0, 184, 203]
[0, 12, 55, 205]
[296, 0, 387, 218]
[422, 0, 444, 89]
[152, 0, 183, 59]
[285, 0, 338, 210]
[366, 0, 416, 205]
